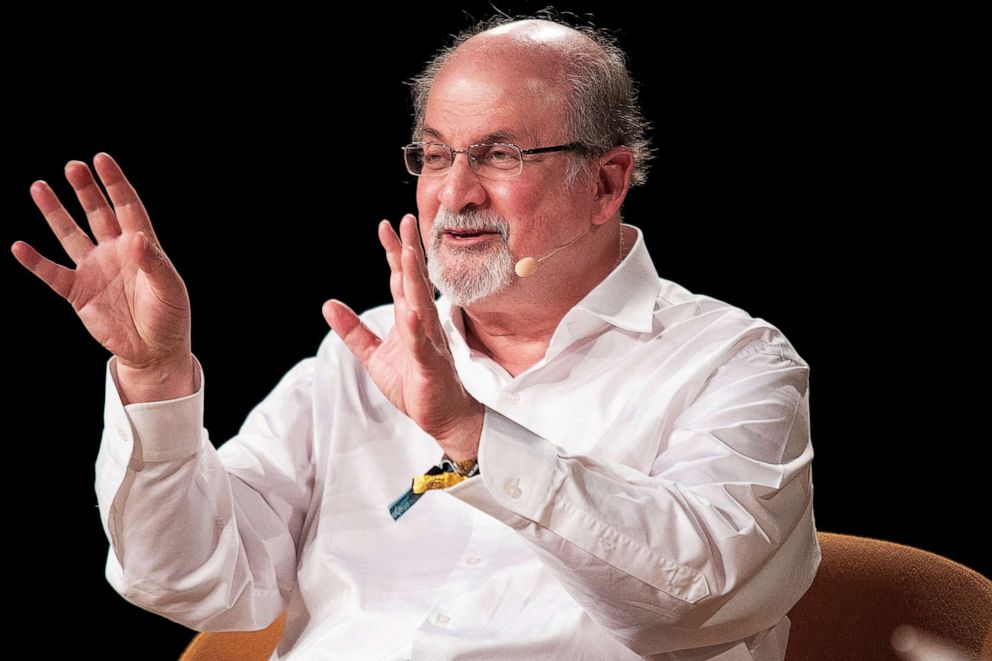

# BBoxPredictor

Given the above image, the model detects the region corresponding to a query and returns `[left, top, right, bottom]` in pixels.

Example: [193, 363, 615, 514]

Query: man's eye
[484, 149, 515, 161]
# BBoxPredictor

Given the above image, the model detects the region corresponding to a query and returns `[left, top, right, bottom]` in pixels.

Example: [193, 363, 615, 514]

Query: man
[11, 14, 819, 661]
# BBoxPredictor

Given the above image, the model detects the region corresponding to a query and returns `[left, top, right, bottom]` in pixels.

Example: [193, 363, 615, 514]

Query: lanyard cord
[388, 456, 481, 521]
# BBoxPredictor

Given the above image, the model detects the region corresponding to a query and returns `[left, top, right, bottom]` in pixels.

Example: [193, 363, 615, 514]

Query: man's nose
[437, 152, 487, 213]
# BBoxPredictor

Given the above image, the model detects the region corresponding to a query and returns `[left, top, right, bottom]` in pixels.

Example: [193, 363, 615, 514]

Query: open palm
[11, 153, 190, 372]
[323, 216, 484, 460]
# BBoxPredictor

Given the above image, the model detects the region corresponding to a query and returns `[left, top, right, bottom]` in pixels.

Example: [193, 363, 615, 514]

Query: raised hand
[321, 214, 484, 462]
[11, 153, 194, 402]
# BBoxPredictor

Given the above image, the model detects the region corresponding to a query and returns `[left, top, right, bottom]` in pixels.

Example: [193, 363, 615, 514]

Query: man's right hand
[11, 152, 195, 404]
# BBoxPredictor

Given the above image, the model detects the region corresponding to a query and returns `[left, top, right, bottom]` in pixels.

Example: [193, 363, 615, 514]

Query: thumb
[322, 299, 381, 366]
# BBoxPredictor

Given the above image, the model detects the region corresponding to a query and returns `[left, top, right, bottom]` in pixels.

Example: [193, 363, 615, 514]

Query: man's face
[415, 54, 593, 307]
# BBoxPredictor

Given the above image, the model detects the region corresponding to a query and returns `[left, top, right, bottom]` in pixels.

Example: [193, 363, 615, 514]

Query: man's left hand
[322, 214, 484, 463]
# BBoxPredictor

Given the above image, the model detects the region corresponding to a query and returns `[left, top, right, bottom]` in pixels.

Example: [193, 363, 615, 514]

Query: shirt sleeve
[94, 352, 316, 632]
[442, 336, 820, 656]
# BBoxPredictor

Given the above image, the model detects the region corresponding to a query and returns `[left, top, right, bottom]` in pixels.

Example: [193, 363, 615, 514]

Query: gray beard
[426, 210, 515, 307]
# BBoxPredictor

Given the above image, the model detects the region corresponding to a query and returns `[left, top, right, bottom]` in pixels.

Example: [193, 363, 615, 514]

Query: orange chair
[785, 532, 992, 660]
[179, 532, 992, 660]
[179, 611, 285, 661]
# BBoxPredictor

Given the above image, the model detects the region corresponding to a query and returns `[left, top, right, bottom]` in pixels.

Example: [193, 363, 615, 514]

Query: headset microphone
[514, 224, 596, 277]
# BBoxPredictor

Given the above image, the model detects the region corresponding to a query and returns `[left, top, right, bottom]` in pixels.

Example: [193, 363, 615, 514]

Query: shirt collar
[570, 223, 660, 333]
[435, 223, 661, 344]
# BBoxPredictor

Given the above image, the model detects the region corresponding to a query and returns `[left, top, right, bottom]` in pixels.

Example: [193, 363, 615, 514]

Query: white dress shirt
[95, 223, 820, 661]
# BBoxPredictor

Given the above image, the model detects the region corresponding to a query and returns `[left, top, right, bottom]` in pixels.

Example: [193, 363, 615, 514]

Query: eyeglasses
[401, 141, 584, 179]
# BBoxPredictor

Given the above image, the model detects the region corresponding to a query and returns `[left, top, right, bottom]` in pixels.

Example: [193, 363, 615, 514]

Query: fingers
[380, 218, 415, 351]
[380, 215, 443, 351]
[322, 299, 381, 367]
[64, 159, 122, 243]
[398, 215, 444, 347]
[10, 239, 75, 300]
[28, 180, 96, 266]
[92, 152, 160, 244]
[379, 220, 406, 306]
[399, 215, 435, 311]
[404, 214, 432, 288]
[402, 306, 434, 360]
[378, 219, 403, 272]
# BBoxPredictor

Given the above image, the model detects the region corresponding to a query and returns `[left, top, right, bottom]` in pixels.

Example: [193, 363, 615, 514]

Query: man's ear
[591, 147, 634, 225]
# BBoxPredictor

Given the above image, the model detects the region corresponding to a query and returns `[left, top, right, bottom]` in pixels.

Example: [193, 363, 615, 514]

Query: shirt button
[434, 613, 450, 626]
[464, 555, 482, 566]
[506, 484, 522, 499]
[116, 426, 129, 443]
[503, 391, 520, 405]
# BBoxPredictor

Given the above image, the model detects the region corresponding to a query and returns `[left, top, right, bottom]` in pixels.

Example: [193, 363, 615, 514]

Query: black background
[4, 3, 981, 659]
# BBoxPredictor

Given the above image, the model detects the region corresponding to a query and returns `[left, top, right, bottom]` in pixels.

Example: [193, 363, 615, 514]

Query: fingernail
[65, 160, 84, 171]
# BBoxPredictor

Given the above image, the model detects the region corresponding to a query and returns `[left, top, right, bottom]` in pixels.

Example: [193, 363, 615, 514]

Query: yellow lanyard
[412, 472, 470, 493]
[389, 456, 480, 520]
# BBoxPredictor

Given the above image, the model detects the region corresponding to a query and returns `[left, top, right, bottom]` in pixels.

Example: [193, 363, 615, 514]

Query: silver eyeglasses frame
[401, 141, 585, 179]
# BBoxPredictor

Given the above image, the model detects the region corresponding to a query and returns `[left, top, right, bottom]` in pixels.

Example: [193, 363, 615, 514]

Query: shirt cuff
[105, 354, 205, 465]
[443, 405, 561, 527]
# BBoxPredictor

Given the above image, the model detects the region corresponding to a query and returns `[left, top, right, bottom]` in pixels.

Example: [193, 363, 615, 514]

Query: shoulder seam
[730, 338, 803, 367]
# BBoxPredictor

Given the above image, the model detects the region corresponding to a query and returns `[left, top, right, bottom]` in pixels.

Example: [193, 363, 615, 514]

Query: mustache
[431, 209, 510, 242]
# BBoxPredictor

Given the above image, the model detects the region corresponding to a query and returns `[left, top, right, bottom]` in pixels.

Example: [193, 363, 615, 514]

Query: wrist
[114, 353, 197, 404]
[437, 399, 484, 464]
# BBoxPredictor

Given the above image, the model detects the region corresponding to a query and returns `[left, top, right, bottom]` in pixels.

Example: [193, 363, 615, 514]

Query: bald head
[440, 20, 603, 113]
[451, 19, 601, 66]
[407, 13, 655, 188]
[424, 24, 580, 149]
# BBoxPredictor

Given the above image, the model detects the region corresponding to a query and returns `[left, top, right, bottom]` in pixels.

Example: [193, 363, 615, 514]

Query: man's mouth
[443, 229, 500, 243]
[444, 229, 498, 238]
